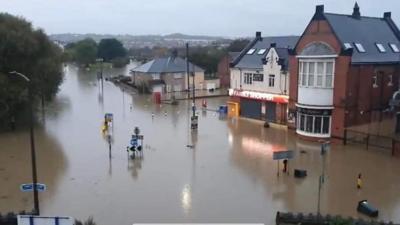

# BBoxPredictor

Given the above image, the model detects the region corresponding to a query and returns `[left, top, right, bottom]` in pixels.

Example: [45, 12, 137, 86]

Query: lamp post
[96, 58, 104, 91]
[9, 71, 40, 215]
[317, 140, 330, 218]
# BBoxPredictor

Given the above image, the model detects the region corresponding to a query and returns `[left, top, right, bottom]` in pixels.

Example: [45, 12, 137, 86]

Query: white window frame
[376, 43, 386, 52]
[244, 73, 253, 84]
[389, 43, 400, 53]
[257, 49, 267, 55]
[247, 49, 256, 55]
[296, 112, 331, 137]
[354, 43, 366, 53]
[344, 43, 352, 49]
[268, 74, 275, 87]
[152, 73, 160, 80]
[298, 59, 335, 88]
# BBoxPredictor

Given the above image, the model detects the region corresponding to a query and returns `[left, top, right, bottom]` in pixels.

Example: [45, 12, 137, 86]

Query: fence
[343, 129, 400, 156]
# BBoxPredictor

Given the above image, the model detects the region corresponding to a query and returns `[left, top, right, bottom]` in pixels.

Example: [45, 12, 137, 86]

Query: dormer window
[247, 49, 256, 55]
[389, 43, 400, 53]
[344, 43, 352, 49]
[354, 43, 366, 53]
[257, 49, 266, 55]
[376, 43, 386, 52]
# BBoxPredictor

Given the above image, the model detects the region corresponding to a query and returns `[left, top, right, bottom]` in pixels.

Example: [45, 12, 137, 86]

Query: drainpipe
[239, 68, 242, 90]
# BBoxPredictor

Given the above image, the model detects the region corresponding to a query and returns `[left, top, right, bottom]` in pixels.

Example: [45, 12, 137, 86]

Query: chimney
[256, 31, 261, 39]
[384, 12, 391, 19]
[352, 2, 361, 18]
[316, 5, 324, 15]
[270, 43, 276, 48]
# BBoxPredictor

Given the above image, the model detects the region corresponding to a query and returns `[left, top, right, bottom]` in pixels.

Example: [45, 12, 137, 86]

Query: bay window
[298, 59, 335, 88]
[297, 107, 332, 136]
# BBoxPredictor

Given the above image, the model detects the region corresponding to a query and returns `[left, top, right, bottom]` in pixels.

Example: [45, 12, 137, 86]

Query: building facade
[288, 4, 400, 139]
[130, 56, 205, 93]
[218, 52, 239, 88]
[229, 32, 299, 124]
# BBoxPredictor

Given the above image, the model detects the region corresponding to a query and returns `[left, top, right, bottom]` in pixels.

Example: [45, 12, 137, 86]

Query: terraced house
[228, 32, 299, 124]
[288, 3, 400, 139]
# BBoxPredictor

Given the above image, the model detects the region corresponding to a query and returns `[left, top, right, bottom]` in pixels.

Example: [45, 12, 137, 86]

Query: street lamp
[96, 58, 104, 90]
[317, 140, 330, 218]
[9, 71, 40, 215]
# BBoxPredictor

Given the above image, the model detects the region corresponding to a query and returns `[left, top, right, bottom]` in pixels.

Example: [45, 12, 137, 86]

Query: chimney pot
[256, 31, 261, 38]
[316, 5, 324, 14]
[384, 12, 391, 19]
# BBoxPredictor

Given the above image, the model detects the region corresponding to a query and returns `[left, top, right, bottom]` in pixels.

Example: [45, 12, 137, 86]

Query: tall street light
[9, 71, 40, 215]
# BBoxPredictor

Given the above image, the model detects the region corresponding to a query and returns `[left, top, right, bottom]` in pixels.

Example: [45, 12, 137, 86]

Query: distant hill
[50, 33, 232, 49]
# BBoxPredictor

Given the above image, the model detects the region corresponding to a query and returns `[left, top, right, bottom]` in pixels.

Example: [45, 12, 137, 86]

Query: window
[173, 73, 183, 79]
[344, 43, 352, 49]
[376, 43, 386, 52]
[388, 74, 393, 86]
[325, 62, 333, 88]
[257, 49, 266, 55]
[389, 43, 400, 53]
[354, 43, 366, 53]
[301, 62, 307, 86]
[253, 73, 264, 82]
[297, 112, 331, 135]
[372, 75, 378, 88]
[298, 60, 334, 88]
[308, 62, 315, 86]
[268, 74, 275, 87]
[244, 73, 253, 84]
[316, 62, 324, 87]
[152, 73, 160, 80]
[247, 49, 256, 55]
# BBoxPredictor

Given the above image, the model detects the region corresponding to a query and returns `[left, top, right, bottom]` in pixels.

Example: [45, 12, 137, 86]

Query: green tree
[97, 38, 127, 61]
[227, 38, 250, 52]
[73, 38, 97, 67]
[0, 13, 63, 126]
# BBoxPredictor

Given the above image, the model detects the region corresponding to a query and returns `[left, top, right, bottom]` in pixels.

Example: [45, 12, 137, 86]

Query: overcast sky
[2, 0, 400, 37]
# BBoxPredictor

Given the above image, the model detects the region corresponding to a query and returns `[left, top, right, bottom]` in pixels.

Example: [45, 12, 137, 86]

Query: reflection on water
[1, 63, 400, 225]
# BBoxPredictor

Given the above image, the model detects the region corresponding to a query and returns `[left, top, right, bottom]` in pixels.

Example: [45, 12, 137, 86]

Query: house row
[229, 3, 400, 140]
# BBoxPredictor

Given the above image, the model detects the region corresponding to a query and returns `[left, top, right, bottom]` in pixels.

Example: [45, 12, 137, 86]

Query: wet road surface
[1, 63, 400, 225]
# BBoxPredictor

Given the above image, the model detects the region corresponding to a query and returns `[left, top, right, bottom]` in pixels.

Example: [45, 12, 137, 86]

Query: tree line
[128, 39, 250, 76]
[0, 13, 63, 129]
[63, 38, 129, 68]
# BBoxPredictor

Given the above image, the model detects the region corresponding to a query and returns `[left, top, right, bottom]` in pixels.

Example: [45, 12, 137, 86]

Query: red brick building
[288, 4, 400, 139]
[218, 52, 239, 88]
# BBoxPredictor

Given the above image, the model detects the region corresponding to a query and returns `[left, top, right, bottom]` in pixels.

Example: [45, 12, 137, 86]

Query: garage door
[240, 99, 261, 119]
[266, 102, 276, 122]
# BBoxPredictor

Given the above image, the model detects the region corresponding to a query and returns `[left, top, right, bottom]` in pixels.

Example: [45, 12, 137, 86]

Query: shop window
[299, 114, 305, 131]
[322, 117, 330, 134]
[314, 116, 322, 133]
[306, 115, 313, 132]
[268, 74, 275, 87]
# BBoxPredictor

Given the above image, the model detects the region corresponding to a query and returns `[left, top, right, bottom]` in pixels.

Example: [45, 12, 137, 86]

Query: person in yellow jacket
[357, 173, 362, 189]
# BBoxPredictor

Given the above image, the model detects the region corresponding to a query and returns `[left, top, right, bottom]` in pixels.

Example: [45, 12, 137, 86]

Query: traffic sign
[20, 183, 46, 192]
[130, 138, 138, 146]
[273, 150, 294, 160]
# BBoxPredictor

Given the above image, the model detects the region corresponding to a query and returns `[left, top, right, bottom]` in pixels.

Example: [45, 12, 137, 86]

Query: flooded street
[1, 63, 400, 225]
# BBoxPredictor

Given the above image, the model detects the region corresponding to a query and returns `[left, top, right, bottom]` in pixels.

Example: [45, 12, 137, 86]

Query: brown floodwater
[1, 63, 400, 225]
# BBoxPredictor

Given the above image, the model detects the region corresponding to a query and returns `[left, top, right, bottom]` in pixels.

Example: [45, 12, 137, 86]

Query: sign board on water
[18, 215, 73, 225]
[20, 183, 46, 192]
[273, 150, 294, 160]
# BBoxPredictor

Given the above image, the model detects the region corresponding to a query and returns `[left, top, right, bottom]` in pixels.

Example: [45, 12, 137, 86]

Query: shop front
[228, 89, 289, 124]
[296, 106, 332, 138]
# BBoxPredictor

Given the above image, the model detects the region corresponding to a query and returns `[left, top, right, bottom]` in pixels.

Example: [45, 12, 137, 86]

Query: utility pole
[186, 43, 190, 99]
[96, 58, 104, 92]
[191, 57, 198, 130]
[9, 71, 40, 215]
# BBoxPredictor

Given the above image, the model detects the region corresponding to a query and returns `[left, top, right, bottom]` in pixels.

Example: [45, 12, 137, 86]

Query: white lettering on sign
[228, 89, 288, 103]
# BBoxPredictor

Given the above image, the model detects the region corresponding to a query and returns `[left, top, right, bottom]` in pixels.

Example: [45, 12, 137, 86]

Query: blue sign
[130, 138, 138, 146]
[20, 183, 46, 192]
